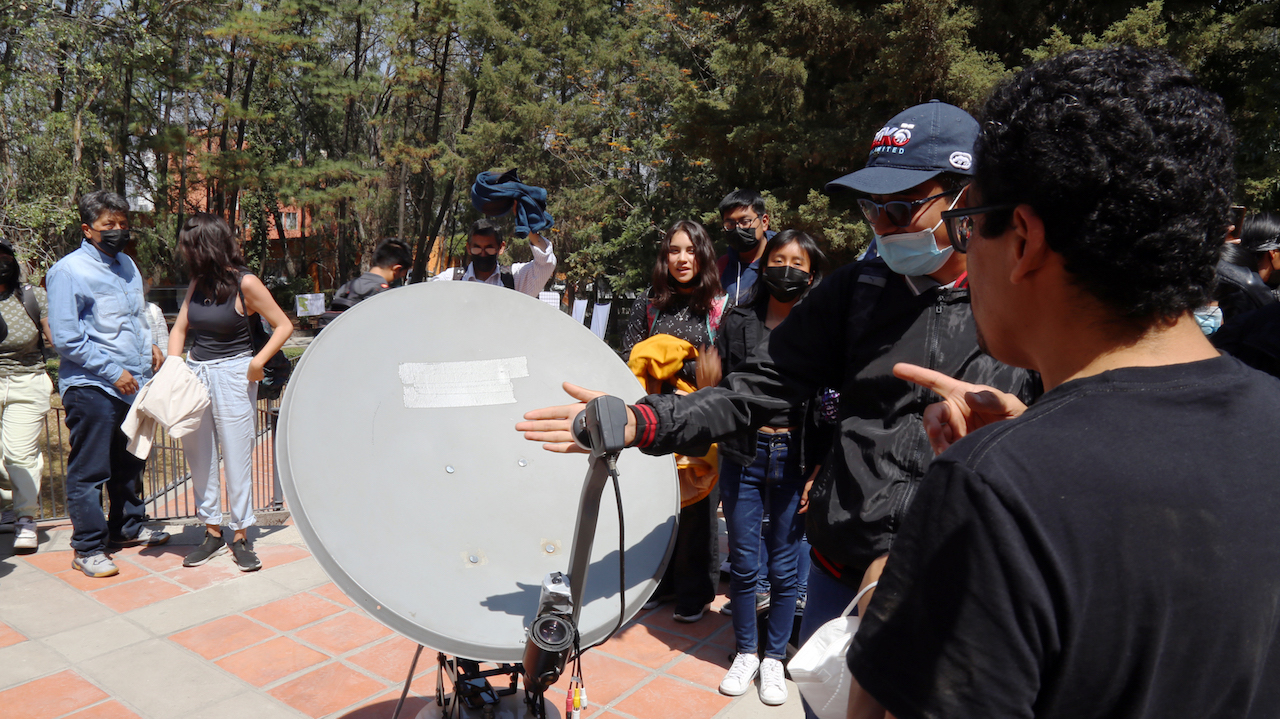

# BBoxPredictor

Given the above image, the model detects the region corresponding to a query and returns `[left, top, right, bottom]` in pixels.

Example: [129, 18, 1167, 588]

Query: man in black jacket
[519, 101, 1036, 709]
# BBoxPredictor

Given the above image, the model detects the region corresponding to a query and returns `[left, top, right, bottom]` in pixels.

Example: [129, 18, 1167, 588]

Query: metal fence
[25, 398, 283, 523]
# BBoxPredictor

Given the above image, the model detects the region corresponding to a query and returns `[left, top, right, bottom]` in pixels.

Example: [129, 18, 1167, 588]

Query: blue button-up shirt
[47, 240, 153, 402]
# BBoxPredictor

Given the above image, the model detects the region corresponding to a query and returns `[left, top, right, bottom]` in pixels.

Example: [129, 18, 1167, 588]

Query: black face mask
[96, 229, 130, 256]
[724, 227, 761, 253]
[470, 253, 498, 273]
[761, 266, 811, 303]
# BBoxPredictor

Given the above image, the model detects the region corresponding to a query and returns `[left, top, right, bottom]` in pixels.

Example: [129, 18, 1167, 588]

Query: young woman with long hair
[168, 213, 292, 571]
[621, 219, 728, 622]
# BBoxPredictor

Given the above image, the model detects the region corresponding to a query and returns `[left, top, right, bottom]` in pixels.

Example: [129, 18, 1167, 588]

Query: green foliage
[2, 0, 1277, 296]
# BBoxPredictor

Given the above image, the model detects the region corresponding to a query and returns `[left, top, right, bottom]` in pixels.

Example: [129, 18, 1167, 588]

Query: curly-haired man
[846, 47, 1280, 718]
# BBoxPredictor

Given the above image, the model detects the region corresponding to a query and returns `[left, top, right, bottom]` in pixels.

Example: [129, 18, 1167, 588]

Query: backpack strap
[500, 266, 515, 290]
[453, 266, 466, 281]
[14, 284, 43, 351]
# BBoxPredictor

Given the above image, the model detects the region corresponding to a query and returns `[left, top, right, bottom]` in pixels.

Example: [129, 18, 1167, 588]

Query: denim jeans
[798, 561, 861, 719]
[63, 386, 146, 554]
[720, 431, 805, 660]
[184, 353, 258, 530]
[753, 519, 812, 605]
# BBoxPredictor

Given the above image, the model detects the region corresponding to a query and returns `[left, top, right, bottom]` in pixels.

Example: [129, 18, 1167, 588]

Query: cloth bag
[787, 581, 878, 719]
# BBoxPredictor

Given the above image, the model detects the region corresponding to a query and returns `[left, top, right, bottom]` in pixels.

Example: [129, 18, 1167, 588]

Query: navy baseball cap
[825, 100, 979, 196]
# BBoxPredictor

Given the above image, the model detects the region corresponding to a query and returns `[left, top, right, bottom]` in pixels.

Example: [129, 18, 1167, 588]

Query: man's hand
[516, 382, 636, 453]
[695, 344, 722, 390]
[151, 344, 164, 371]
[247, 358, 265, 382]
[893, 362, 1027, 455]
[114, 369, 139, 395]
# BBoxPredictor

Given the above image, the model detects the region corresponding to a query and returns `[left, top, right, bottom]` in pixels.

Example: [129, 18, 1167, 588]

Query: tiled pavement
[0, 521, 803, 719]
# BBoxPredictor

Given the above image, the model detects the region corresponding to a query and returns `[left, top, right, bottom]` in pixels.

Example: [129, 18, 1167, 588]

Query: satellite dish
[277, 282, 679, 663]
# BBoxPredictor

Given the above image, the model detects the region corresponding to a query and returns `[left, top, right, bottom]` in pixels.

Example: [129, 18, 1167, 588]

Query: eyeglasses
[857, 188, 962, 228]
[722, 215, 760, 231]
[939, 204, 1017, 253]
[469, 246, 500, 256]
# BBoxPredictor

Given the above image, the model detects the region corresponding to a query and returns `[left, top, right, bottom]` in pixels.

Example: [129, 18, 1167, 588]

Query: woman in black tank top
[168, 214, 293, 571]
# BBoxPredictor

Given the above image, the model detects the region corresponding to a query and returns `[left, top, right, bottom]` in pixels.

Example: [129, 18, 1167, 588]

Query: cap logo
[870, 124, 913, 156]
[949, 151, 972, 170]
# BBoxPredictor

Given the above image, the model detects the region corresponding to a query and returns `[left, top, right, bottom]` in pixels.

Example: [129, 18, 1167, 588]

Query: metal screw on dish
[545, 544, 555, 553]
[519, 459, 528, 467]
[468, 555, 479, 564]
[446, 465, 455, 474]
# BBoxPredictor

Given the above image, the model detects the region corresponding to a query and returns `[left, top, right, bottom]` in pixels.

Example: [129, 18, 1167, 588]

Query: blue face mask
[873, 193, 961, 277]
[1193, 305, 1223, 335]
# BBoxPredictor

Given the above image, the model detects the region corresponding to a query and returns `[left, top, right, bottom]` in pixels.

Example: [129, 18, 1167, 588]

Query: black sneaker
[183, 532, 227, 567]
[228, 538, 261, 572]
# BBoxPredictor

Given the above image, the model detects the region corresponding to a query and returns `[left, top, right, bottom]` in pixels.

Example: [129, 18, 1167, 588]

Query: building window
[283, 212, 298, 230]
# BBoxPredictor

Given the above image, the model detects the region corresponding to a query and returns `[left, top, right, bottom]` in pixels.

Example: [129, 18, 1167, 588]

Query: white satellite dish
[276, 282, 679, 663]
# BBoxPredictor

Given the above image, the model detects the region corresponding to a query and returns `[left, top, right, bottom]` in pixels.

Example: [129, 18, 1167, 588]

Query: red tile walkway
[0, 520, 802, 719]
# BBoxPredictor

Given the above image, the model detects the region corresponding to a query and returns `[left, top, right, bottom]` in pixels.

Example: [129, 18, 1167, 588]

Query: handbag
[237, 273, 292, 400]
[787, 581, 878, 719]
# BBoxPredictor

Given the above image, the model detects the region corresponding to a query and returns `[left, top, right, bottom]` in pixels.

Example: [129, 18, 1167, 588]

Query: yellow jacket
[627, 334, 717, 507]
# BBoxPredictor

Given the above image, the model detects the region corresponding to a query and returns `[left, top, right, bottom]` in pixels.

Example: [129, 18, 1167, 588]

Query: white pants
[0, 371, 53, 517]
[183, 354, 257, 530]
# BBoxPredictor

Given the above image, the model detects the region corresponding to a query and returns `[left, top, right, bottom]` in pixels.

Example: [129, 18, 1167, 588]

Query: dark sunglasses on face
[857, 187, 963, 228]
[939, 204, 1019, 253]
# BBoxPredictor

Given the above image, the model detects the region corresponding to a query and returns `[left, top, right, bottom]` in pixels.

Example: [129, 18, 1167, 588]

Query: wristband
[629, 403, 658, 448]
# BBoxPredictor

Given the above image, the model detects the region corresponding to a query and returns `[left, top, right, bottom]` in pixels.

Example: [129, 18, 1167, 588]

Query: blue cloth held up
[470, 169, 555, 239]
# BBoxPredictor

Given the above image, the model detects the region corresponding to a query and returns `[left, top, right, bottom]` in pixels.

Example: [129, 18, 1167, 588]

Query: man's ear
[81, 223, 92, 239]
[760, 213, 770, 232]
[1009, 205, 1049, 284]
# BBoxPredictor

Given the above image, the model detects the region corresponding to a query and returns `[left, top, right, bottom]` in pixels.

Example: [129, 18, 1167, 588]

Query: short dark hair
[975, 47, 1235, 323]
[468, 219, 503, 246]
[718, 189, 767, 219]
[651, 220, 722, 314]
[749, 229, 828, 308]
[373, 238, 412, 269]
[78, 190, 130, 226]
[1241, 213, 1280, 259]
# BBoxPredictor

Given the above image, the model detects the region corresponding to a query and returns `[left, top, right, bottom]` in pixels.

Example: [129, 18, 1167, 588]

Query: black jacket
[714, 300, 834, 476]
[638, 258, 1039, 584]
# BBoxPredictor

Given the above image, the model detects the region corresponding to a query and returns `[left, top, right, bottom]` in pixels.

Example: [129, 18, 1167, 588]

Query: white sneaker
[719, 653, 760, 697]
[13, 517, 37, 551]
[758, 658, 788, 706]
[0, 509, 14, 532]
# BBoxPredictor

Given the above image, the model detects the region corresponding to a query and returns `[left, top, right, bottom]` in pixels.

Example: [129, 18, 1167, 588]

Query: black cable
[390, 643, 424, 719]
[570, 455, 627, 660]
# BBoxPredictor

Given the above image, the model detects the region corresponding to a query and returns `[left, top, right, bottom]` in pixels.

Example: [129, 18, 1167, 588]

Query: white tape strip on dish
[399, 357, 530, 408]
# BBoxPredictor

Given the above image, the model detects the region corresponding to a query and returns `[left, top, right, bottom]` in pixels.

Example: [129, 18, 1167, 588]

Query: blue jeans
[798, 562, 860, 719]
[63, 386, 146, 555]
[720, 431, 805, 660]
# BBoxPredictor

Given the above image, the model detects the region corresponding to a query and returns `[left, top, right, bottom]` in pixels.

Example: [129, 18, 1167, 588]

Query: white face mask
[873, 192, 963, 277]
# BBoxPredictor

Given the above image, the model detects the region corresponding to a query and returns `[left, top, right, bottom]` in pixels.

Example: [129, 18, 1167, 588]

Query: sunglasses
[939, 204, 1018, 253]
[857, 187, 962, 228]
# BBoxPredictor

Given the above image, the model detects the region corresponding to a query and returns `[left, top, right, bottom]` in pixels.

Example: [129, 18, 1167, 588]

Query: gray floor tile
[0, 576, 116, 639]
[126, 572, 292, 635]
[79, 638, 249, 719]
[0, 640, 68, 690]
[261, 555, 329, 592]
[44, 615, 153, 664]
[187, 691, 309, 719]
[0, 554, 46, 588]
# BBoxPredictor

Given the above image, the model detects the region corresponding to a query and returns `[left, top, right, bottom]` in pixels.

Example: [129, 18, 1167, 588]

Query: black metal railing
[29, 398, 282, 522]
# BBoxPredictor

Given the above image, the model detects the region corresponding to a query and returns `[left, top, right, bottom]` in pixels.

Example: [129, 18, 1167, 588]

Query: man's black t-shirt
[848, 355, 1280, 719]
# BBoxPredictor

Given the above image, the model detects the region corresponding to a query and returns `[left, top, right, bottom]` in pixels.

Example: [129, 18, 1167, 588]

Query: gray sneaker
[228, 538, 261, 572]
[72, 551, 119, 578]
[112, 526, 170, 548]
[182, 531, 227, 567]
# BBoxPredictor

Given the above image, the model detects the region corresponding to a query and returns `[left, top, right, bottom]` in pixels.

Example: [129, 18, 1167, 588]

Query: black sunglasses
[940, 204, 1018, 253]
[857, 187, 962, 228]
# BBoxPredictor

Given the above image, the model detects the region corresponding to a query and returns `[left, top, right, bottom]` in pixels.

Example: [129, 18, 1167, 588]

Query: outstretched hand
[893, 363, 1028, 455]
[516, 382, 636, 453]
